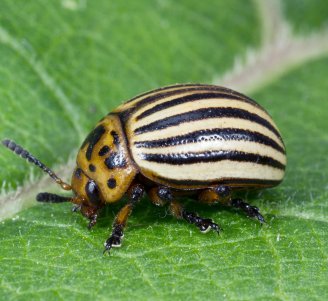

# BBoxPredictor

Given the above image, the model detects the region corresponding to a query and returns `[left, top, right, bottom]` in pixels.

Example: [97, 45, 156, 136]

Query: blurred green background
[0, 0, 327, 300]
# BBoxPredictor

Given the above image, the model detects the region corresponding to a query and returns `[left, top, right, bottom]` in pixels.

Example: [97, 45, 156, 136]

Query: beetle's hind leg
[198, 185, 265, 223]
[230, 198, 265, 224]
[148, 186, 221, 234]
[103, 183, 144, 254]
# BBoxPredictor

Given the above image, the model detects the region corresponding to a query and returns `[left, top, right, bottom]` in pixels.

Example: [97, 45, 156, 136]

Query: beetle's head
[72, 114, 137, 206]
[69, 167, 103, 207]
[2, 114, 137, 210]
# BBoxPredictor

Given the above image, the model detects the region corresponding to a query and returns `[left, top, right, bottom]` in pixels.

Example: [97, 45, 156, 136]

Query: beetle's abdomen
[116, 84, 286, 189]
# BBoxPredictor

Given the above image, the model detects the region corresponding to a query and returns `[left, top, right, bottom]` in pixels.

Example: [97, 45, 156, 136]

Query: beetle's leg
[79, 205, 102, 229]
[172, 201, 221, 234]
[198, 186, 265, 223]
[230, 198, 265, 224]
[148, 186, 168, 207]
[198, 185, 232, 204]
[149, 186, 220, 234]
[72, 204, 82, 213]
[104, 183, 144, 254]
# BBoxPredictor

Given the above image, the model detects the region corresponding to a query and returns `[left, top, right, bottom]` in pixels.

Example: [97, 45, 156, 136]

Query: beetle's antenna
[37, 192, 71, 203]
[2, 139, 72, 191]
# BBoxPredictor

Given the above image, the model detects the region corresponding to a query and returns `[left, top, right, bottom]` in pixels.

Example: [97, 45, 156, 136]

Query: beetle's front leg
[104, 183, 144, 254]
[76, 204, 102, 229]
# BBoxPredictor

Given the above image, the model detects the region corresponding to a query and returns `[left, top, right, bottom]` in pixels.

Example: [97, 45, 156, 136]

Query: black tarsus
[182, 210, 221, 234]
[230, 198, 266, 224]
[72, 205, 82, 212]
[87, 214, 98, 230]
[103, 224, 124, 254]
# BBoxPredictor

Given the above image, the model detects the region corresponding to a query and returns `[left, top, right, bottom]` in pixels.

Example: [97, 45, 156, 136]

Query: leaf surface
[0, 1, 327, 300]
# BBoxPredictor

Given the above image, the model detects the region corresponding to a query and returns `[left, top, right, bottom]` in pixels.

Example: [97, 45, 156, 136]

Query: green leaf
[282, 0, 328, 33]
[0, 1, 327, 300]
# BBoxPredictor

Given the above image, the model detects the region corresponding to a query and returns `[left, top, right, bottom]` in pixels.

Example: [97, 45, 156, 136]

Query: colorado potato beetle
[2, 84, 286, 253]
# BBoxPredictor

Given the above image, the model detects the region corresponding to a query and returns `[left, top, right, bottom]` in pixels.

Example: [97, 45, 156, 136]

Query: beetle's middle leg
[198, 185, 265, 223]
[148, 186, 220, 234]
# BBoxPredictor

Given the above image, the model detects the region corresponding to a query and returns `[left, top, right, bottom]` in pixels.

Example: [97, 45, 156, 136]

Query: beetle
[2, 84, 286, 254]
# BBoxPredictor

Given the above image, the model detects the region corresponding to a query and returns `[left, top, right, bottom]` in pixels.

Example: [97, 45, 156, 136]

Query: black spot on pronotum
[89, 164, 96, 172]
[104, 152, 127, 169]
[111, 131, 120, 145]
[107, 178, 117, 189]
[81, 124, 106, 161]
[98, 145, 110, 156]
[85, 180, 101, 205]
[74, 168, 83, 179]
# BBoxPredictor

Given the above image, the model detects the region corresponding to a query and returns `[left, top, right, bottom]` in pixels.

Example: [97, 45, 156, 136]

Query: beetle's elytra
[3, 84, 286, 253]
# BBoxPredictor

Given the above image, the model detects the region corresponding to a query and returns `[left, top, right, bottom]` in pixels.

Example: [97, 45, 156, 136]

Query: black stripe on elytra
[104, 152, 127, 169]
[155, 176, 282, 188]
[124, 84, 192, 104]
[125, 84, 257, 106]
[119, 86, 259, 123]
[119, 87, 213, 123]
[135, 128, 285, 154]
[135, 92, 250, 120]
[141, 150, 285, 170]
[134, 107, 282, 141]
[81, 124, 106, 161]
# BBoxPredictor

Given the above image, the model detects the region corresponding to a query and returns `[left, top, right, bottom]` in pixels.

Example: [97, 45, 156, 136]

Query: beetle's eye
[85, 180, 101, 205]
